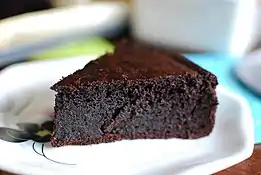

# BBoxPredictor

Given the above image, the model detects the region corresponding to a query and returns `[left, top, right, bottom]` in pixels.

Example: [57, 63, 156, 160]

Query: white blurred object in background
[236, 49, 261, 94]
[52, 0, 91, 7]
[0, 2, 128, 50]
[131, 0, 258, 57]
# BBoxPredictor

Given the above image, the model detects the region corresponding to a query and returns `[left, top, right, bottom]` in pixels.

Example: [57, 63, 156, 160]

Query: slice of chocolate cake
[50, 40, 218, 147]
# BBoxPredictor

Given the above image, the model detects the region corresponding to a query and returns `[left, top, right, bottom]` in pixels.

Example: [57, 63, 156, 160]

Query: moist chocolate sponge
[50, 40, 218, 147]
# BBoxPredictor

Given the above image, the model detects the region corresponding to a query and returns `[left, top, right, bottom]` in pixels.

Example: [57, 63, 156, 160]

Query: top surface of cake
[52, 40, 207, 90]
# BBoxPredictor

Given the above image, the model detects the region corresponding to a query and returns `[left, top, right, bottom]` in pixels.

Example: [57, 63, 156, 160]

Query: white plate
[0, 56, 254, 175]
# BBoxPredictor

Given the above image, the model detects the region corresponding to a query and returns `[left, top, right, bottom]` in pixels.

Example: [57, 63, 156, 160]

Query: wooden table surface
[0, 144, 260, 175]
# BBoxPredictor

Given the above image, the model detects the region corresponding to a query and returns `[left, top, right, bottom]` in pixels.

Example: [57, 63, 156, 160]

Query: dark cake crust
[52, 40, 198, 89]
[51, 40, 218, 147]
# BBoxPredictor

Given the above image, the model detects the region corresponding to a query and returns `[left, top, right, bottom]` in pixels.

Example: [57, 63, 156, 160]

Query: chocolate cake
[50, 40, 218, 147]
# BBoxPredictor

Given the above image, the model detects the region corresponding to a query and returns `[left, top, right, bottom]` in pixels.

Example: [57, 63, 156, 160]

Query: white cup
[131, 0, 258, 57]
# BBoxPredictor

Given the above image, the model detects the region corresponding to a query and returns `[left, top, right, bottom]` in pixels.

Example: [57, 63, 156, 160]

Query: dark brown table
[1, 144, 260, 175]
[215, 144, 261, 175]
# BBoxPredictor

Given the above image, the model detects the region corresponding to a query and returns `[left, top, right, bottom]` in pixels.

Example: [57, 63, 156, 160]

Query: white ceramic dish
[0, 56, 254, 175]
[0, 2, 128, 66]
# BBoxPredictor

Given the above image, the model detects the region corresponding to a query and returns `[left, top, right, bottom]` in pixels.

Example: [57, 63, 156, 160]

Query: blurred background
[0, 0, 260, 143]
